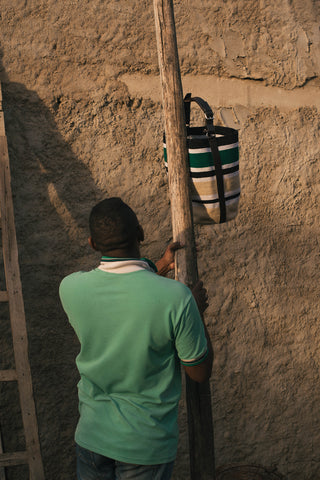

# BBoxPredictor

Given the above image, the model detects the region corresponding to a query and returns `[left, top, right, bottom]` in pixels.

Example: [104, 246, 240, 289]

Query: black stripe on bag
[207, 134, 226, 223]
[193, 191, 240, 205]
[226, 192, 241, 201]
[193, 198, 219, 205]
[191, 165, 239, 178]
[166, 164, 239, 178]
[186, 127, 238, 148]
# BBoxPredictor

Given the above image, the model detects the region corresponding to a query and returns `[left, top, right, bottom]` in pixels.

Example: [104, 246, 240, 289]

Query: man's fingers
[193, 280, 205, 293]
[169, 242, 184, 252]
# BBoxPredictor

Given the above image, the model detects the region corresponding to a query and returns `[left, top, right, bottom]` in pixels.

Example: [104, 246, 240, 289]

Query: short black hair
[89, 198, 139, 253]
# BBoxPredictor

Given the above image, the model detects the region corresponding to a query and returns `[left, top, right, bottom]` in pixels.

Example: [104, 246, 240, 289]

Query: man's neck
[100, 247, 141, 259]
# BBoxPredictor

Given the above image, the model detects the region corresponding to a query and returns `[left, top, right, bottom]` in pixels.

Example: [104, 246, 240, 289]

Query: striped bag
[164, 94, 240, 224]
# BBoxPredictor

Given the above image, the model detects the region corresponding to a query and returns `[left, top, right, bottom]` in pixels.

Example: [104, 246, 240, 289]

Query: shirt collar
[98, 257, 158, 274]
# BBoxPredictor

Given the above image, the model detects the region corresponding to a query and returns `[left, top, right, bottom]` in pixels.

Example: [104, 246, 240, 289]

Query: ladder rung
[0, 451, 28, 467]
[0, 291, 8, 302]
[0, 370, 17, 381]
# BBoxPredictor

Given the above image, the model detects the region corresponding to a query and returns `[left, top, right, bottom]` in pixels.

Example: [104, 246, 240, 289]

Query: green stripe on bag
[164, 146, 239, 169]
[188, 148, 238, 168]
[219, 147, 239, 166]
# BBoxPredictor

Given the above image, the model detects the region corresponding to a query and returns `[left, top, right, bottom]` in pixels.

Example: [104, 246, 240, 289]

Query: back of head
[89, 198, 139, 254]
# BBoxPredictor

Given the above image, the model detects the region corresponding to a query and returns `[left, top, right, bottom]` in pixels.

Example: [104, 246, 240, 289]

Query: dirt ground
[0, 1, 319, 479]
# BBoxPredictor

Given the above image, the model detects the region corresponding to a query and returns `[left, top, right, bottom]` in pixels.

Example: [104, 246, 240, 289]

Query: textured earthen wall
[0, 1, 319, 479]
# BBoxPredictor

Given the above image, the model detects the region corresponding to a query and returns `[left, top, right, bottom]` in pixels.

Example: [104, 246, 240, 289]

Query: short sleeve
[173, 293, 208, 366]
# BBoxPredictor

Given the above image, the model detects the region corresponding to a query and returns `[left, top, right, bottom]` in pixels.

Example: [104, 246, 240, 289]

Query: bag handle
[184, 93, 215, 134]
[183, 93, 226, 223]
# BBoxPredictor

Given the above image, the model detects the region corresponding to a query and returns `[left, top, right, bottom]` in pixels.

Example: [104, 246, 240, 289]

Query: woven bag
[164, 94, 240, 224]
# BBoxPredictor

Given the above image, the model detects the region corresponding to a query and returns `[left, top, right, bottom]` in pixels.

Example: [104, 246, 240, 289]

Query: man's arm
[182, 324, 213, 383]
[156, 243, 213, 382]
[182, 280, 213, 383]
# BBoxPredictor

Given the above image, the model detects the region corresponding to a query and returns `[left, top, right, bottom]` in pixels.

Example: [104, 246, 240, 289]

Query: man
[59, 197, 213, 480]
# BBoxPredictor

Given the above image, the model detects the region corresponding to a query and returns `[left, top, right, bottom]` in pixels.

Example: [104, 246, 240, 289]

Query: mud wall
[0, 1, 319, 479]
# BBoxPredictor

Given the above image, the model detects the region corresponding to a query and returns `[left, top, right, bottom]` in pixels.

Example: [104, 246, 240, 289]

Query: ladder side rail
[0, 427, 7, 480]
[0, 134, 45, 480]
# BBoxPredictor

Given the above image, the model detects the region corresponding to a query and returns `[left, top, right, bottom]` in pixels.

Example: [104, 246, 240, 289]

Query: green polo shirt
[59, 259, 207, 465]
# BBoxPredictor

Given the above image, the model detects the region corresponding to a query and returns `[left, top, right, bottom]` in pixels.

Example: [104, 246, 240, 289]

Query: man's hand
[192, 281, 209, 315]
[156, 242, 183, 277]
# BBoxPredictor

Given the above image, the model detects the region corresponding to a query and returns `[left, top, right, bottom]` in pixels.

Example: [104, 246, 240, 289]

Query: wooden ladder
[0, 82, 45, 479]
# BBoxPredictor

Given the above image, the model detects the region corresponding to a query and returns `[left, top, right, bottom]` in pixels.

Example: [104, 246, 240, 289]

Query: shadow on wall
[206, 104, 320, 479]
[0, 48, 101, 480]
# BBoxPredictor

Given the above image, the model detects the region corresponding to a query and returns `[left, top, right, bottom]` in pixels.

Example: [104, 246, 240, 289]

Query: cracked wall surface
[0, 1, 319, 479]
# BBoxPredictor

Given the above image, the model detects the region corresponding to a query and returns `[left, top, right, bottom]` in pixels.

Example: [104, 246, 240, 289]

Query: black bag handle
[184, 93, 226, 223]
[184, 93, 214, 134]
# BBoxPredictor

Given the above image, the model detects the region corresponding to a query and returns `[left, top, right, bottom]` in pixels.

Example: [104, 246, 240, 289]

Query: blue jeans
[76, 444, 175, 480]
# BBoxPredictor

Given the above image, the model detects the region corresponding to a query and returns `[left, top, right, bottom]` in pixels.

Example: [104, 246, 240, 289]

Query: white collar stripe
[98, 259, 155, 274]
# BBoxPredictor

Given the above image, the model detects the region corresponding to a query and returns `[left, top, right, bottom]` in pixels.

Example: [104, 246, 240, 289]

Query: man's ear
[137, 224, 144, 243]
[88, 236, 98, 251]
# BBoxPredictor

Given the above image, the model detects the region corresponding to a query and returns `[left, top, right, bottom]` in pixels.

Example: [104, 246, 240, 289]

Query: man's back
[60, 260, 207, 465]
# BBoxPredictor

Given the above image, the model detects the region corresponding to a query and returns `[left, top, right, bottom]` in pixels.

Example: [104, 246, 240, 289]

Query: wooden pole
[153, 1, 215, 479]
[153, 0, 195, 281]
